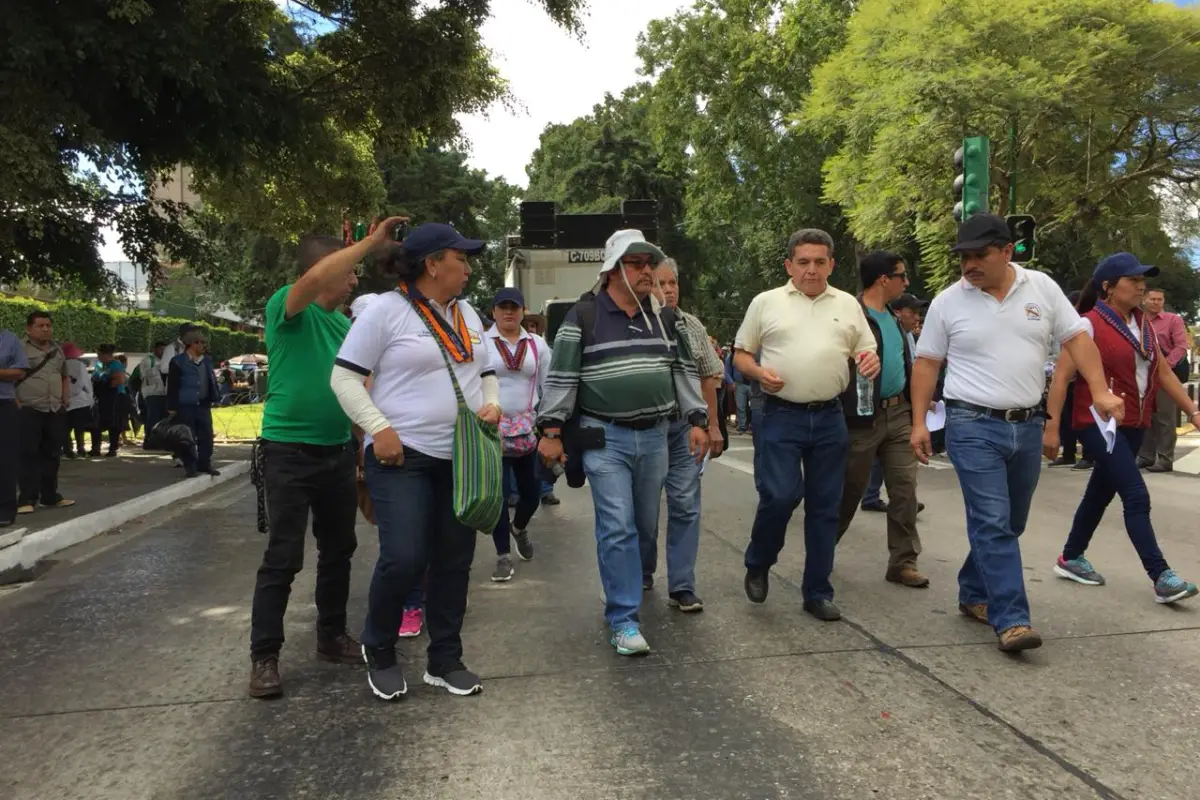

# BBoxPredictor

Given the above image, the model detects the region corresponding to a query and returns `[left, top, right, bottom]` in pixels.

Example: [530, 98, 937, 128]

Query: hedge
[0, 295, 263, 357]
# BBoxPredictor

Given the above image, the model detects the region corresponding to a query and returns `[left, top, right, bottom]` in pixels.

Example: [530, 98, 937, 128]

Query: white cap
[350, 293, 379, 320]
[599, 229, 665, 275]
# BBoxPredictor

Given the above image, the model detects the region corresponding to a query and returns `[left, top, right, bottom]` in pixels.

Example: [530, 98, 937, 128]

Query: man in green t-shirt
[248, 215, 408, 699]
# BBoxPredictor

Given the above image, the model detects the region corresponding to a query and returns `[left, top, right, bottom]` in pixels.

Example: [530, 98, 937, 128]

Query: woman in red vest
[1045, 253, 1200, 604]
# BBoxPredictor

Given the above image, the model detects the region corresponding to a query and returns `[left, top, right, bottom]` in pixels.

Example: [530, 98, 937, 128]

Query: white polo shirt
[483, 327, 550, 415]
[916, 264, 1085, 409]
[336, 291, 493, 460]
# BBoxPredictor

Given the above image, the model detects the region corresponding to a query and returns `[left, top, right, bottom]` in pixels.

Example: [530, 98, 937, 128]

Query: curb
[0, 461, 251, 584]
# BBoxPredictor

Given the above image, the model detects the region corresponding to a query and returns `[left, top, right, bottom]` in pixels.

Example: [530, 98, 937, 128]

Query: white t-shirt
[483, 327, 550, 416]
[916, 264, 1085, 409]
[1079, 317, 1150, 400]
[335, 291, 494, 460]
[66, 359, 94, 411]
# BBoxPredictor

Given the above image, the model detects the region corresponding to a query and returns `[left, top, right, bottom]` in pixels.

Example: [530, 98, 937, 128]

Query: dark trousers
[745, 400, 848, 602]
[0, 401, 18, 522]
[362, 446, 475, 672]
[250, 440, 358, 659]
[1063, 426, 1169, 581]
[142, 395, 167, 448]
[1059, 383, 1094, 463]
[176, 406, 215, 471]
[64, 407, 98, 456]
[17, 407, 64, 507]
[94, 397, 122, 455]
[493, 452, 540, 555]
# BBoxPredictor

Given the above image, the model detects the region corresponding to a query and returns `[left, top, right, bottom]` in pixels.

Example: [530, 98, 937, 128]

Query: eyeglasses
[888, 272, 908, 281]
[621, 259, 656, 270]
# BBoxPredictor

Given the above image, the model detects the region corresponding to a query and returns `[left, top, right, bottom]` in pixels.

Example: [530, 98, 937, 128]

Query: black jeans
[18, 407, 64, 507]
[1059, 382, 1095, 463]
[362, 446, 476, 672]
[64, 407, 98, 456]
[0, 401, 18, 522]
[493, 452, 540, 555]
[249, 440, 358, 659]
[176, 406, 214, 471]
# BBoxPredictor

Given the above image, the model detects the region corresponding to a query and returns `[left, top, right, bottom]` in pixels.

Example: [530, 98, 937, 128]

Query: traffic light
[953, 136, 990, 222]
[1007, 215, 1036, 262]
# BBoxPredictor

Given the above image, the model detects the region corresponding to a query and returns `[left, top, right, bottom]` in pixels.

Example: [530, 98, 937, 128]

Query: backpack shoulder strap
[574, 295, 597, 349]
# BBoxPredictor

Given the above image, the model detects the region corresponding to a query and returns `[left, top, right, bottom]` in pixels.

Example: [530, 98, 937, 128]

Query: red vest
[1072, 307, 1159, 429]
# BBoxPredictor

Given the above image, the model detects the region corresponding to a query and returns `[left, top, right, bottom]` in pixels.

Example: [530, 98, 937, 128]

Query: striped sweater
[537, 290, 706, 426]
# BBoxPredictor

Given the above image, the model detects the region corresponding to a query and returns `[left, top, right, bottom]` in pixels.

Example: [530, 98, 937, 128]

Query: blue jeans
[945, 407, 1042, 632]
[1063, 426, 1168, 581]
[580, 416, 669, 629]
[862, 457, 884, 505]
[745, 401, 848, 602]
[735, 384, 752, 430]
[642, 419, 702, 594]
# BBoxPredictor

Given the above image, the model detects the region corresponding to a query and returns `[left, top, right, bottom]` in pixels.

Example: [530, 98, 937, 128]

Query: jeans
[537, 458, 557, 497]
[734, 384, 752, 430]
[642, 419, 702, 594]
[175, 406, 214, 471]
[1138, 387, 1177, 466]
[745, 401, 848, 602]
[945, 407, 1042, 632]
[250, 440, 358, 658]
[862, 458, 884, 506]
[64, 407, 97, 456]
[1063, 426, 1169, 581]
[494, 452, 540, 555]
[0, 401, 18, 522]
[17, 407, 64, 507]
[580, 416, 669, 629]
[142, 395, 168, 448]
[362, 446, 476, 671]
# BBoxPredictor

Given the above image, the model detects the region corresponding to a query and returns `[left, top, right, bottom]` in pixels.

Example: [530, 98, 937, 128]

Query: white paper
[700, 450, 711, 475]
[1089, 405, 1118, 454]
[925, 400, 946, 432]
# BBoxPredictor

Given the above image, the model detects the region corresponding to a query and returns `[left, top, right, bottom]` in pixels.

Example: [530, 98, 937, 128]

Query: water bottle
[855, 372, 874, 417]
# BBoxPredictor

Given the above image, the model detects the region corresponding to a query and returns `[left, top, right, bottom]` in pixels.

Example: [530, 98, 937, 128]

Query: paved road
[0, 438, 1197, 799]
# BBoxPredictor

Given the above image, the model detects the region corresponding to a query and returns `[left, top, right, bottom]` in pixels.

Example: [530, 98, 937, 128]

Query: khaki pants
[836, 400, 921, 570]
[1137, 387, 1177, 467]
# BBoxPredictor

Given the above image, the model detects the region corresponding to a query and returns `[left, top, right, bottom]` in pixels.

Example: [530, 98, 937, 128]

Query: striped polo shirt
[538, 290, 706, 426]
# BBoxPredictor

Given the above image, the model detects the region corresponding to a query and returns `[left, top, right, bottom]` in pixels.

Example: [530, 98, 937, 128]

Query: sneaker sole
[1155, 586, 1199, 604]
[1053, 564, 1104, 586]
[612, 643, 651, 656]
[423, 672, 482, 696]
[668, 598, 704, 612]
[362, 645, 407, 700]
[491, 572, 514, 582]
[516, 550, 533, 562]
[397, 629, 422, 638]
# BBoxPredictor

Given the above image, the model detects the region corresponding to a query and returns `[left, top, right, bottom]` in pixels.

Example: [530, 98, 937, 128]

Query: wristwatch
[687, 411, 708, 429]
[541, 429, 562, 440]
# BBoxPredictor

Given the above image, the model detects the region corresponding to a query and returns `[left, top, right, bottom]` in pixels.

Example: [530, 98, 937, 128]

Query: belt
[765, 396, 840, 412]
[261, 438, 353, 456]
[880, 395, 905, 409]
[587, 414, 665, 431]
[945, 399, 1044, 423]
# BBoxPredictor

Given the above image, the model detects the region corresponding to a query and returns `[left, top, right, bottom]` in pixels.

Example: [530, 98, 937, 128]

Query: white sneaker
[610, 625, 650, 656]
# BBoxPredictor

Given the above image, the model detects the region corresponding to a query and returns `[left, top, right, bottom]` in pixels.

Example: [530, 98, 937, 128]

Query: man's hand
[367, 216, 410, 249]
[1091, 390, 1124, 424]
[856, 352, 881, 379]
[477, 403, 501, 426]
[707, 426, 725, 458]
[538, 436, 566, 467]
[910, 424, 932, 464]
[688, 426, 710, 463]
[1042, 425, 1061, 462]
[758, 367, 785, 394]
[373, 427, 404, 466]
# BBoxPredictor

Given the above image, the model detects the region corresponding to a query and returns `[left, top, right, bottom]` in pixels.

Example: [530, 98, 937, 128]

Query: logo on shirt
[468, 330, 482, 344]
[1024, 303, 1042, 321]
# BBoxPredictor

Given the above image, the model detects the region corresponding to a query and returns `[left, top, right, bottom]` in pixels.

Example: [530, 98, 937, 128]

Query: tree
[802, 0, 1200, 306]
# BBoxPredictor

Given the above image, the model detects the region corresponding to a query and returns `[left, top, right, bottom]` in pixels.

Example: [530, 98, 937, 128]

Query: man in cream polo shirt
[733, 228, 880, 621]
[911, 213, 1122, 653]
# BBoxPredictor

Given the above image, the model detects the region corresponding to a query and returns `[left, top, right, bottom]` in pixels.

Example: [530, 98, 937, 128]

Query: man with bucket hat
[910, 213, 1123, 652]
[537, 229, 708, 657]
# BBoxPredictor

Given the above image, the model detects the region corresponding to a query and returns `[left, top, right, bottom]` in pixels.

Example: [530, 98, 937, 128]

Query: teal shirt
[866, 307, 906, 399]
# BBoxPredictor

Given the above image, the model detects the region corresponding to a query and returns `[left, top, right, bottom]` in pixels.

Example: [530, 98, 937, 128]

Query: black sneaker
[860, 499, 888, 513]
[362, 645, 406, 701]
[1072, 459, 1094, 472]
[424, 663, 482, 696]
[745, 569, 768, 603]
[541, 492, 560, 506]
[513, 529, 534, 561]
[668, 590, 704, 612]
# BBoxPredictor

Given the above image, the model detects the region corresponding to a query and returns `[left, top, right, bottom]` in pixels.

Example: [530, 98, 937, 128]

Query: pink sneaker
[398, 608, 423, 638]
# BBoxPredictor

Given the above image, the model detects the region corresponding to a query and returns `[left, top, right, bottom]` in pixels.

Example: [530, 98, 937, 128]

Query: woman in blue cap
[1044, 253, 1200, 604]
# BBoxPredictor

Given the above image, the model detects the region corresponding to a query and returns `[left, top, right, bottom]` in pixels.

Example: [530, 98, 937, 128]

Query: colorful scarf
[1094, 300, 1155, 361]
[493, 336, 529, 372]
[397, 282, 474, 363]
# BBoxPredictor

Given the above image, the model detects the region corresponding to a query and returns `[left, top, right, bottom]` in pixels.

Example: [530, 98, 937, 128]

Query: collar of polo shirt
[784, 280, 834, 300]
[959, 262, 1026, 296]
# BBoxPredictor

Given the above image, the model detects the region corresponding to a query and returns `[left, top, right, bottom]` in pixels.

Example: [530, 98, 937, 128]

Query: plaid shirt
[678, 309, 724, 380]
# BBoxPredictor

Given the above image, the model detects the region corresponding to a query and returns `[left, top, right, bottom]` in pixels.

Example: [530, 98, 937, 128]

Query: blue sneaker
[610, 625, 650, 656]
[1054, 555, 1105, 586]
[1154, 570, 1199, 604]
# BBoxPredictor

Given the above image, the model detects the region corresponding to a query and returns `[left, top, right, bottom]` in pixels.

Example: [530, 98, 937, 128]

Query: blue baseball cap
[402, 223, 485, 263]
[1092, 252, 1159, 286]
[493, 287, 525, 308]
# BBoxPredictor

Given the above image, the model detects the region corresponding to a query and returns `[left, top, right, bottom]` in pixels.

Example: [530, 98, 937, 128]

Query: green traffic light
[1015, 242, 1027, 253]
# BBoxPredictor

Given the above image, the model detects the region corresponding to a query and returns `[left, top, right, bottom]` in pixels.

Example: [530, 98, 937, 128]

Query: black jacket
[839, 296, 912, 430]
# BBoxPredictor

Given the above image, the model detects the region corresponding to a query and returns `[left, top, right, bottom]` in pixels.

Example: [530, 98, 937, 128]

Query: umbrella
[228, 354, 268, 366]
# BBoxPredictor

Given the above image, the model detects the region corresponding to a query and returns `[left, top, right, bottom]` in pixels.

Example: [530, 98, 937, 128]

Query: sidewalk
[0, 445, 251, 583]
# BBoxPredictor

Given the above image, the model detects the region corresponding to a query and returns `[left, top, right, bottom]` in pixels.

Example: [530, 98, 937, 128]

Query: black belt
[880, 395, 906, 409]
[587, 414, 666, 431]
[945, 400, 1044, 423]
[765, 396, 840, 412]
[261, 438, 353, 456]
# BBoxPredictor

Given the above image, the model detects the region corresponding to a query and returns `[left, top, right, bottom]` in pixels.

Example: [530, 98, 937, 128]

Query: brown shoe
[316, 632, 362, 665]
[885, 567, 930, 588]
[958, 602, 989, 625]
[248, 656, 282, 698]
[998, 625, 1042, 652]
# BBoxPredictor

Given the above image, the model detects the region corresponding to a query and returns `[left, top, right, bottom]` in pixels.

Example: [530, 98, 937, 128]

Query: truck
[504, 199, 658, 343]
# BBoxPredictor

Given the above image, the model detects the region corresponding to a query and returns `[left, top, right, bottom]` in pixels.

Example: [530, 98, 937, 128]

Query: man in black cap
[910, 213, 1122, 653]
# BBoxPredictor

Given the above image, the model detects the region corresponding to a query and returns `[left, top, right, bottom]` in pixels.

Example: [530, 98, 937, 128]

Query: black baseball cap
[891, 293, 929, 311]
[402, 223, 485, 263]
[950, 213, 1012, 253]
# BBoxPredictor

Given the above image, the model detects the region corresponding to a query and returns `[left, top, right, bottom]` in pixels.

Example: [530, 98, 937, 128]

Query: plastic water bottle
[856, 372, 874, 416]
